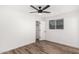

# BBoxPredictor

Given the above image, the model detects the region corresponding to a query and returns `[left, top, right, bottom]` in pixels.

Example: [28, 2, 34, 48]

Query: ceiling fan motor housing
[38, 10, 43, 13]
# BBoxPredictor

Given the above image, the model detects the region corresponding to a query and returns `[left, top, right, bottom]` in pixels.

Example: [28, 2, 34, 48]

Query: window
[49, 20, 55, 29]
[49, 19, 64, 29]
[56, 19, 64, 29]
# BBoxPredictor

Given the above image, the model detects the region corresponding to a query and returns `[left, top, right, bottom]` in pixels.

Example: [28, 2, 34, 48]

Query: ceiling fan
[30, 5, 51, 13]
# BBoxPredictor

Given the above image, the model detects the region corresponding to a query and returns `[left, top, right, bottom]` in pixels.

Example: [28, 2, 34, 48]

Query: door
[40, 21, 46, 40]
[36, 21, 45, 42]
[36, 21, 40, 42]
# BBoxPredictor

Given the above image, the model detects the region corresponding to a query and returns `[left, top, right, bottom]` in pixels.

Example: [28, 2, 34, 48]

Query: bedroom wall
[45, 10, 79, 48]
[0, 6, 38, 53]
[0, 5, 79, 53]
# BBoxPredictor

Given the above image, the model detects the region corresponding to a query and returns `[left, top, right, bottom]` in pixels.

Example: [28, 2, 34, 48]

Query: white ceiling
[28, 5, 79, 17]
[24, 5, 79, 17]
[1, 5, 79, 16]
[47, 5, 79, 15]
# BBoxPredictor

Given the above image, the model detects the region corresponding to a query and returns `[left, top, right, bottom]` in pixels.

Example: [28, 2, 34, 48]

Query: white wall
[45, 10, 79, 48]
[0, 5, 79, 53]
[0, 6, 38, 53]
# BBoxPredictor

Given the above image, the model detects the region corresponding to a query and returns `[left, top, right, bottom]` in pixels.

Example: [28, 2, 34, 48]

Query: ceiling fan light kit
[38, 13, 42, 15]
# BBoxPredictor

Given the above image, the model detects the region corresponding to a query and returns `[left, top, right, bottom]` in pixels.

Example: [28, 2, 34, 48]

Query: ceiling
[47, 5, 79, 15]
[30, 5, 79, 15]
[0, 5, 79, 16]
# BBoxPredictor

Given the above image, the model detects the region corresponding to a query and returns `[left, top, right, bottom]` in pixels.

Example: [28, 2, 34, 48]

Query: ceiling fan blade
[30, 5, 38, 10]
[30, 11, 37, 13]
[42, 5, 50, 10]
[42, 11, 51, 13]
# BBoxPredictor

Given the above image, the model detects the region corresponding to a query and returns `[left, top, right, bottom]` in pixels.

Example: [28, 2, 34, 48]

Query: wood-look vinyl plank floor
[2, 40, 79, 54]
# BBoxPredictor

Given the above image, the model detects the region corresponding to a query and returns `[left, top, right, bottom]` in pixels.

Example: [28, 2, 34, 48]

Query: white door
[36, 21, 40, 41]
[40, 21, 46, 40]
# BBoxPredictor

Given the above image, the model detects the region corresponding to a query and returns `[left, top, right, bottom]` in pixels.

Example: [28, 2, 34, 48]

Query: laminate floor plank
[2, 40, 79, 54]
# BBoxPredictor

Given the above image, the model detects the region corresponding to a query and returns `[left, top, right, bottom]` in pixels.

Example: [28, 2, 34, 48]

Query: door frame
[36, 20, 46, 42]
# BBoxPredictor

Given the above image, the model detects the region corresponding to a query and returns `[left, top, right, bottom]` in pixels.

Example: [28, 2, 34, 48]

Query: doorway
[36, 21, 46, 42]
[36, 21, 40, 42]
